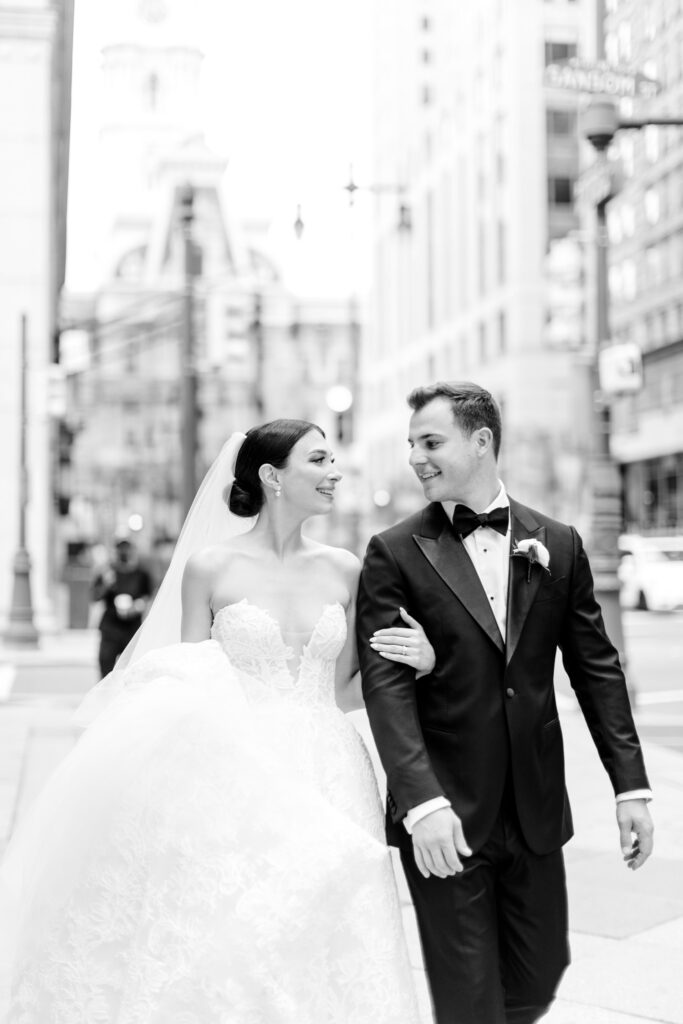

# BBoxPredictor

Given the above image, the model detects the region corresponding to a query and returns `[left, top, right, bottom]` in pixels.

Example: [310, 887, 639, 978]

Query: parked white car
[618, 534, 683, 612]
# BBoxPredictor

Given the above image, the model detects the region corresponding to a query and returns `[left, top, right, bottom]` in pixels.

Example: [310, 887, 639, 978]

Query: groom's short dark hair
[407, 381, 502, 458]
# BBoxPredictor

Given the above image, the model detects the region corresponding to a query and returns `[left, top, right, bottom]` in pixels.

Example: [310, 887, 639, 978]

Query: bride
[1, 419, 435, 1024]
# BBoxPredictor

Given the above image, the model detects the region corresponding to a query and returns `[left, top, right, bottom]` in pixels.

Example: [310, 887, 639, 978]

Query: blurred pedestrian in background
[90, 539, 153, 677]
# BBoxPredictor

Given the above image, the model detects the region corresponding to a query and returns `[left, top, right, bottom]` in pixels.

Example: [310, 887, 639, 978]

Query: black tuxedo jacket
[356, 498, 650, 855]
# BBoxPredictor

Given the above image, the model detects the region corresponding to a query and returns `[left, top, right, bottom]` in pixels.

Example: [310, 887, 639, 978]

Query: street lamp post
[4, 314, 39, 646]
[179, 184, 198, 518]
[294, 172, 411, 548]
[343, 166, 412, 232]
[293, 170, 412, 239]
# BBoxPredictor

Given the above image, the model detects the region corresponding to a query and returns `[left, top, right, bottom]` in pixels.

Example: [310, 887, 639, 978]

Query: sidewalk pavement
[0, 633, 681, 1023]
[0, 629, 99, 669]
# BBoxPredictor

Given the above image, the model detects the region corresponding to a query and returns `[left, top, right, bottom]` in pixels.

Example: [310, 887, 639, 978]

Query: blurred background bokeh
[2, 0, 683, 641]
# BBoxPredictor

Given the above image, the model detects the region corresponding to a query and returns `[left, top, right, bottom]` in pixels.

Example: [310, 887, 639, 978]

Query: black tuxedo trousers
[356, 499, 649, 1024]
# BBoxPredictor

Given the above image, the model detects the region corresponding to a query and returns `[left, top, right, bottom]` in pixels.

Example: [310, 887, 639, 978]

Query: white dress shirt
[404, 482, 650, 835]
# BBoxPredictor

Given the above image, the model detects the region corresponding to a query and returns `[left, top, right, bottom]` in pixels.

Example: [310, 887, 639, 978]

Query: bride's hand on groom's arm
[368, 607, 436, 678]
[412, 808, 472, 879]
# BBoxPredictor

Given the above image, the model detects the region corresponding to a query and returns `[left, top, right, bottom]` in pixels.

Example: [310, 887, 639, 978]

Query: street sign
[599, 342, 643, 395]
[544, 59, 660, 100]
[46, 364, 68, 417]
[574, 156, 623, 207]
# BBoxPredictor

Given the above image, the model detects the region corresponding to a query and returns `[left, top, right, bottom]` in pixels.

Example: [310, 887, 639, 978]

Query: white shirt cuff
[616, 789, 652, 803]
[404, 797, 451, 834]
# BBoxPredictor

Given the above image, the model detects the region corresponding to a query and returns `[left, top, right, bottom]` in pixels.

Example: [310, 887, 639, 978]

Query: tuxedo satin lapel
[506, 503, 546, 665]
[413, 521, 505, 654]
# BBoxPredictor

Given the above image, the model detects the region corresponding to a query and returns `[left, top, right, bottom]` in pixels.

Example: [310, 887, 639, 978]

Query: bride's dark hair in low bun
[227, 419, 325, 518]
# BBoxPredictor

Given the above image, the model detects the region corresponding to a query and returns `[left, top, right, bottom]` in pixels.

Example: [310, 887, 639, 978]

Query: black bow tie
[452, 504, 509, 539]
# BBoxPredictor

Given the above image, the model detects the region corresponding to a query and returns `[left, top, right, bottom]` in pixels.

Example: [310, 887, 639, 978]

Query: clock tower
[138, 0, 169, 22]
[96, 0, 206, 274]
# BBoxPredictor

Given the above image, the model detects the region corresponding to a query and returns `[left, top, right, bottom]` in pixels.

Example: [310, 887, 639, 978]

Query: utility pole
[577, 0, 632, 699]
[179, 184, 198, 517]
[4, 314, 39, 646]
[251, 292, 264, 417]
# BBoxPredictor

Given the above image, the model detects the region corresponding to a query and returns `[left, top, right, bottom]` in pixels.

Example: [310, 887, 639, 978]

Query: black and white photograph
[0, 0, 681, 1021]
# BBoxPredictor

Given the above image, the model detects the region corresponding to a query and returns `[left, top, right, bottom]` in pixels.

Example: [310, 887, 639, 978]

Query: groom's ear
[474, 427, 494, 457]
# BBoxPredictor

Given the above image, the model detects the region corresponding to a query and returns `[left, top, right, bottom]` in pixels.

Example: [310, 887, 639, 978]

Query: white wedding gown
[1, 601, 421, 1024]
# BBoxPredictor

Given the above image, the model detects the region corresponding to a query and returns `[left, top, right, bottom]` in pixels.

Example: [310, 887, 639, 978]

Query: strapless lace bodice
[210, 600, 346, 708]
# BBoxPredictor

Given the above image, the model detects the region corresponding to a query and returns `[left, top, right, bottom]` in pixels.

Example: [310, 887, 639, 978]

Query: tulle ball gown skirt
[0, 630, 421, 1024]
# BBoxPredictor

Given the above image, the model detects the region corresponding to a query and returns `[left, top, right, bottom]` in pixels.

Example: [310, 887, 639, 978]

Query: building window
[478, 322, 487, 363]
[478, 220, 486, 295]
[608, 208, 623, 244]
[498, 311, 507, 354]
[125, 335, 139, 374]
[497, 220, 506, 285]
[496, 150, 505, 185]
[144, 72, 160, 110]
[544, 42, 577, 66]
[675, 234, 683, 280]
[646, 246, 662, 286]
[644, 188, 660, 224]
[618, 22, 632, 62]
[459, 333, 468, 369]
[659, 310, 667, 343]
[546, 109, 578, 136]
[609, 264, 623, 301]
[426, 189, 435, 330]
[622, 260, 637, 300]
[619, 135, 635, 177]
[548, 176, 573, 205]
[621, 203, 635, 237]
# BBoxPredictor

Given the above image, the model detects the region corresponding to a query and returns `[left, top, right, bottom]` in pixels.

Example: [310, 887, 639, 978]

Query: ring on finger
[402, 645, 407, 657]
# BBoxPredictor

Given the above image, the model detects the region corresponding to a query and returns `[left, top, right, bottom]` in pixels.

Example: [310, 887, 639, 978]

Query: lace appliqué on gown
[3, 604, 421, 1024]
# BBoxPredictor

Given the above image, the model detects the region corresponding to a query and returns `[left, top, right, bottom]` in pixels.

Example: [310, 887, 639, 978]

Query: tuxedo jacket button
[505, 687, 516, 698]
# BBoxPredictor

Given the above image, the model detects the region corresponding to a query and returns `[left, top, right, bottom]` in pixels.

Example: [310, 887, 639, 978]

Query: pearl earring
[274, 487, 281, 497]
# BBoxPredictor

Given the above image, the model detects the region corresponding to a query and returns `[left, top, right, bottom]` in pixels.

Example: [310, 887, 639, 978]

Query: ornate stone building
[60, 0, 362, 567]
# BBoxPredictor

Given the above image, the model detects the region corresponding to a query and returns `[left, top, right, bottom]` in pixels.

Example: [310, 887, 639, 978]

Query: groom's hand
[617, 798, 654, 870]
[412, 808, 472, 879]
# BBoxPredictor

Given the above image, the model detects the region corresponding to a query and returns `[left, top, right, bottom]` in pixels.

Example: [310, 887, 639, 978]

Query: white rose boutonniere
[511, 538, 551, 583]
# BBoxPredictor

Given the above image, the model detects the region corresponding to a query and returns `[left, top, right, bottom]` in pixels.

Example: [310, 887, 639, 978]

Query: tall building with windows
[363, 0, 593, 530]
[0, 0, 74, 628]
[605, 0, 683, 533]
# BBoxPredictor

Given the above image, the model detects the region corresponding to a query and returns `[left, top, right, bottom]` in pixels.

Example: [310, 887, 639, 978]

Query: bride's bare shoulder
[183, 542, 243, 582]
[309, 541, 361, 585]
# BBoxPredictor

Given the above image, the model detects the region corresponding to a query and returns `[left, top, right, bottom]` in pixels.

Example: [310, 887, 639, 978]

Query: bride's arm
[335, 604, 364, 713]
[180, 549, 216, 641]
[330, 552, 364, 712]
[334, 557, 438, 711]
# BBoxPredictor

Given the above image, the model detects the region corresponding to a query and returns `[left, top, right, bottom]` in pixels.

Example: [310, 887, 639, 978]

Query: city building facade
[605, 0, 683, 534]
[364, 0, 595, 532]
[0, 0, 74, 630]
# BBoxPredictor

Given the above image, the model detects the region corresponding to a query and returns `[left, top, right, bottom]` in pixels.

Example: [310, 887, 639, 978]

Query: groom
[356, 382, 653, 1024]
